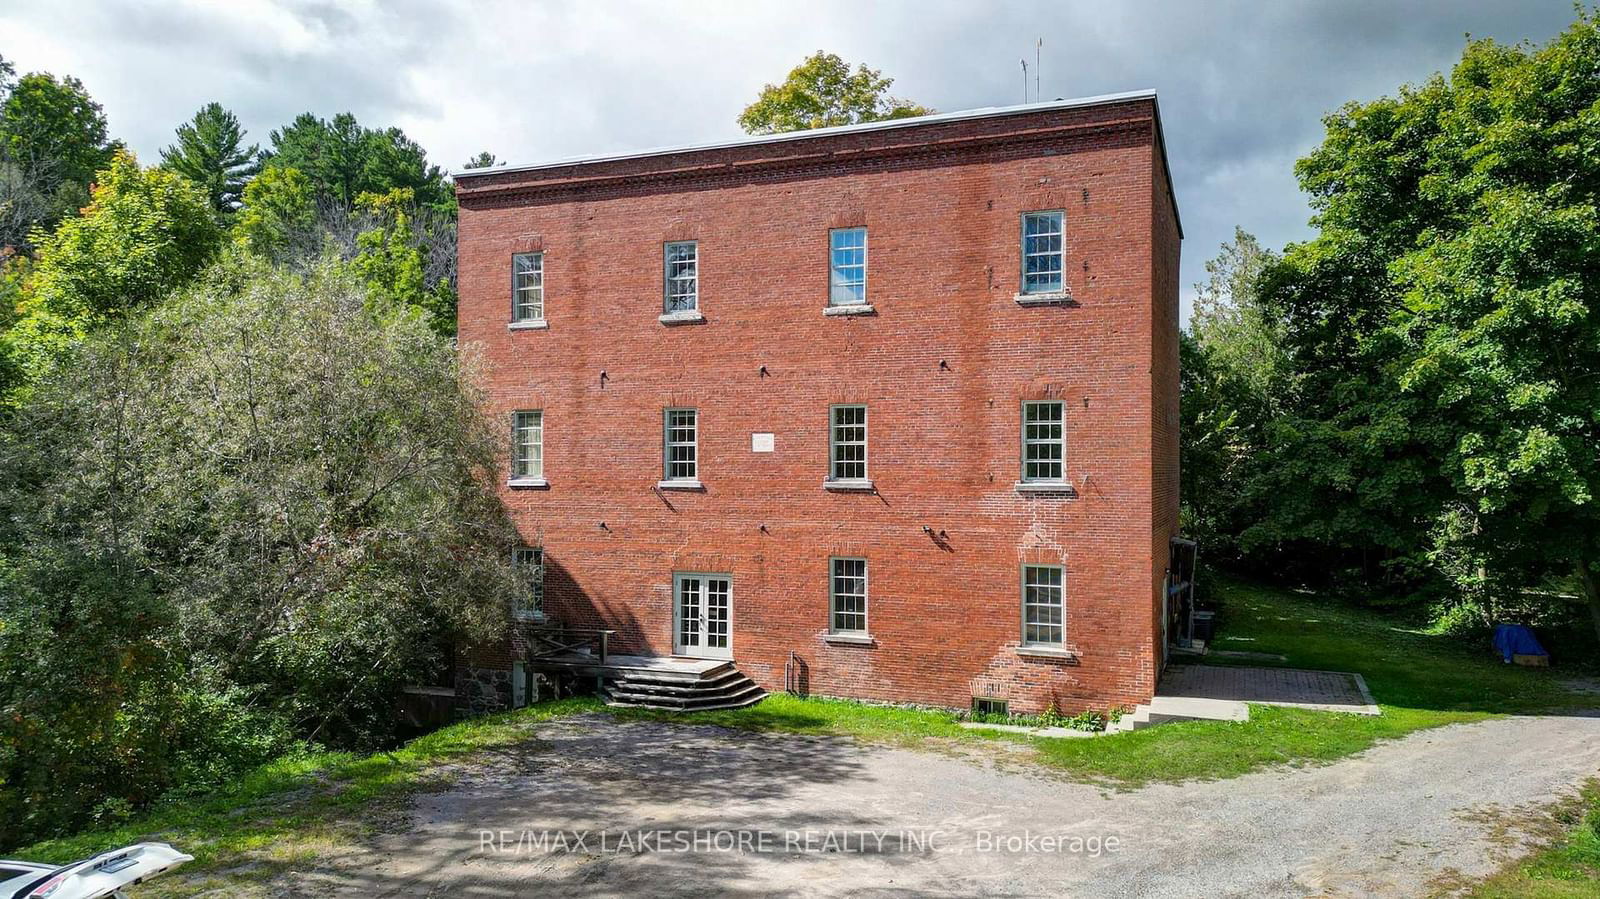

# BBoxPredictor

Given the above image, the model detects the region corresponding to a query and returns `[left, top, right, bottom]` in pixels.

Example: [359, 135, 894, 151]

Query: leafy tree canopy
[262, 111, 450, 212]
[1257, 11, 1600, 637]
[26, 150, 221, 319]
[0, 255, 518, 842]
[1181, 230, 1283, 555]
[462, 150, 499, 169]
[3, 151, 221, 396]
[160, 102, 260, 213]
[351, 187, 457, 335]
[738, 51, 931, 135]
[0, 71, 120, 195]
[232, 163, 317, 259]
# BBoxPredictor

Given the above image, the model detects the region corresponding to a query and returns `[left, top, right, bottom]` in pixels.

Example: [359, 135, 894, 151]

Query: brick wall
[458, 97, 1181, 714]
[1149, 129, 1184, 666]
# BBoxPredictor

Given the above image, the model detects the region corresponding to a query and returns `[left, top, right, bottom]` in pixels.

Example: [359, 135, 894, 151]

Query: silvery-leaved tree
[0, 254, 521, 843]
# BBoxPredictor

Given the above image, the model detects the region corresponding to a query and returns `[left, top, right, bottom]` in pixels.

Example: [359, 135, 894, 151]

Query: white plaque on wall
[751, 432, 775, 453]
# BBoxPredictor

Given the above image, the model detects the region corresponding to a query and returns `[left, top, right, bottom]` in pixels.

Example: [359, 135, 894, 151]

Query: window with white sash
[1021, 211, 1064, 294]
[830, 557, 868, 634]
[1022, 565, 1064, 647]
[663, 408, 698, 482]
[512, 253, 544, 322]
[512, 410, 543, 480]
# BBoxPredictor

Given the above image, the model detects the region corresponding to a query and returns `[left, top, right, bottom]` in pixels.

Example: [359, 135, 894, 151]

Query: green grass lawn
[13, 697, 604, 889]
[1469, 779, 1600, 898]
[12, 576, 1591, 895]
[622, 576, 1590, 787]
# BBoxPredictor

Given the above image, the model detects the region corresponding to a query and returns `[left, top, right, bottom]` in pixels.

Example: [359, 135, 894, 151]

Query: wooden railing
[526, 626, 617, 665]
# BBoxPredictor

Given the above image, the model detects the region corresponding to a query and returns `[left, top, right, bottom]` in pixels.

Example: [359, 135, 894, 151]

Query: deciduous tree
[2, 151, 221, 396]
[0, 255, 518, 843]
[1258, 12, 1600, 638]
[0, 71, 119, 197]
[738, 52, 930, 135]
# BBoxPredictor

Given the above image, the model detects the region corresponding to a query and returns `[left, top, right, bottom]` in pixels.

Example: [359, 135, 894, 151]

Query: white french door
[673, 572, 732, 659]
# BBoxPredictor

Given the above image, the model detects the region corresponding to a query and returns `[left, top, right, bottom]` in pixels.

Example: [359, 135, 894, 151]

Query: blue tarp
[1493, 624, 1548, 663]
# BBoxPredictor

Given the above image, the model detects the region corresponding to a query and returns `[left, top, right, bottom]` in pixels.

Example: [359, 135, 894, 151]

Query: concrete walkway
[1160, 663, 1381, 715]
[282, 710, 1600, 898]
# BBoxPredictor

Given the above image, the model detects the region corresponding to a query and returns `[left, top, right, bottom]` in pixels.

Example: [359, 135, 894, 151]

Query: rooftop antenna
[1020, 58, 1029, 103]
[1036, 38, 1042, 101]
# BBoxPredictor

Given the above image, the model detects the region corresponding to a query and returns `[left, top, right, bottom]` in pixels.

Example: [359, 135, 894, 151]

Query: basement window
[972, 697, 1009, 718]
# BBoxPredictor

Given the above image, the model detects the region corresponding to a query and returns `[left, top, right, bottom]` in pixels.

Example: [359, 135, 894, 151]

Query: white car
[0, 843, 191, 898]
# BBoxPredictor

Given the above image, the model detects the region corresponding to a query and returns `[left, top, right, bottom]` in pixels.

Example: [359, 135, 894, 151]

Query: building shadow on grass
[283, 715, 956, 897]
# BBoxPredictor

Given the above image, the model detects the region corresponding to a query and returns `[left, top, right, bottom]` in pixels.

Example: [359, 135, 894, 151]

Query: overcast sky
[0, 0, 1580, 319]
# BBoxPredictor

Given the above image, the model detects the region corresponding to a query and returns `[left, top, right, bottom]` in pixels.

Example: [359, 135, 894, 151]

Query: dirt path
[277, 711, 1600, 897]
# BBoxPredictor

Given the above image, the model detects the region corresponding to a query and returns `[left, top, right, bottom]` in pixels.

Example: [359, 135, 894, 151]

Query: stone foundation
[456, 665, 513, 716]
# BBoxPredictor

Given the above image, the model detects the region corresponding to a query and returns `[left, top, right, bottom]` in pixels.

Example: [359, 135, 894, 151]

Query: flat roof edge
[452, 89, 1159, 180]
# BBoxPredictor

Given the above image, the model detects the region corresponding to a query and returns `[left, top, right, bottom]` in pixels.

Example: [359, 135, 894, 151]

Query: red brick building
[454, 90, 1182, 716]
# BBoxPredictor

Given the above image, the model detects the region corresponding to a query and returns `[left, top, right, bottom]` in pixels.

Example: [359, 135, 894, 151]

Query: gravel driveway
[284, 711, 1600, 898]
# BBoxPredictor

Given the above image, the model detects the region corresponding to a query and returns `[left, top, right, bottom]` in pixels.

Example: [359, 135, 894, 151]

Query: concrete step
[606, 686, 766, 712]
[1105, 695, 1250, 734]
[604, 681, 768, 710]
[612, 668, 748, 694]
[1145, 696, 1249, 723]
[605, 682, 766, 709]
[601, 659, 765, 712]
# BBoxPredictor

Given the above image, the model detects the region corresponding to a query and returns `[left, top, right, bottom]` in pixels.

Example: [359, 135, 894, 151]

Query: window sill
[1014, 289, 1075, 307]
[658, 310, 706, 325]
[656, 479, 704, 491]
[1014, 481, 1076, 496]
[508, 477, 550, 489]
[514, 610, 546, 622]
[1015, 646, 1079, 661]
[823, 632, 876, 646]
[823, 478, 875, 492]
[823, 303, 875, 317]
[508, 319, 549, 331]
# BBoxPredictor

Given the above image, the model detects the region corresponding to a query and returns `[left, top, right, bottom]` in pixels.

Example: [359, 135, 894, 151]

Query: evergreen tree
[262, 112, 449, 211]
[160, 102, 260, 212]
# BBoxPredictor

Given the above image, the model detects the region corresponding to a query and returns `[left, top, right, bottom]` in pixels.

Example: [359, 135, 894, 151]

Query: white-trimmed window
[829, 227, 867, 306]
[663, 408, 698, 482]
[512, 253, 544, 322]
[829, 404, 868, 482]
[512, 410, 543, 480]
[664, 241, 698, 312]
[830, 557, 868, 633]
[1021, 211, 1064, 294]
[1022, 565, 1064, 647]
[514, 546, 544, 617]
[1021, 401, 1064, 483]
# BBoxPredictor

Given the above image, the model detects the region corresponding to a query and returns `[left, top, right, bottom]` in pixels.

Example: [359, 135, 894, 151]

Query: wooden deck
[533, 652, 731, 682]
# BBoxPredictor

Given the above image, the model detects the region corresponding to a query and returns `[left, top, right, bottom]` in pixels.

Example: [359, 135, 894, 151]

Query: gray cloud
[0, 0, 1579, 318]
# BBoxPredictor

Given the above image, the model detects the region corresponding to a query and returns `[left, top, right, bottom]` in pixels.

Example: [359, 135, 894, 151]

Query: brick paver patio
[1159, 664, 1380, 715]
